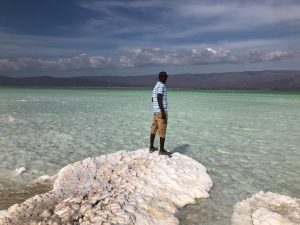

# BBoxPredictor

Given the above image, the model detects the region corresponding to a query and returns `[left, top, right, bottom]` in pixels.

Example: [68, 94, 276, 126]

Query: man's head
[158, 71, 168, 83]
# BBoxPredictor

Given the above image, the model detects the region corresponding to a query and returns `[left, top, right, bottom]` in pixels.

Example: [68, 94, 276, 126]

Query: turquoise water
[0, 87, 299, 224]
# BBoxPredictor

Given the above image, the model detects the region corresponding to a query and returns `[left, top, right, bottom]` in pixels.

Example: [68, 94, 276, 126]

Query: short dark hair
[159, 71, 168, 77]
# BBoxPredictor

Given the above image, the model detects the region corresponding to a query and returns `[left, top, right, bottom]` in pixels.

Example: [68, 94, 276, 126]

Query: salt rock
[0, 211, 6, 218]
[33, 175, 57, 184]
[7, 115, 15, 123]
[231, 191, 300, 225]
[0, 149, 212, 225]
[14, 167, 26, 176]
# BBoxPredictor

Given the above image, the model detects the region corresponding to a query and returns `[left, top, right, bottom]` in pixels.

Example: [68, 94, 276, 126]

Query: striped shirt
[152, 81, 168, 113]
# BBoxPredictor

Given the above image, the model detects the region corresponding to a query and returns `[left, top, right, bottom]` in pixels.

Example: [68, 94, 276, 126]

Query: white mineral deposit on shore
[231, 191, 300, 225]
[7, 115, 15, 123]
[33, 175, 57, 184]
[14, 167, 26, 176]
[0, 149, 213, 225]
[0, 211, 6, 218]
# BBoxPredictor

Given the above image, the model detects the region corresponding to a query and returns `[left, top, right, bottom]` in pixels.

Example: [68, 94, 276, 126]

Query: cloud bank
[0, 54, 112, 71]
[0, 48, 298, 72]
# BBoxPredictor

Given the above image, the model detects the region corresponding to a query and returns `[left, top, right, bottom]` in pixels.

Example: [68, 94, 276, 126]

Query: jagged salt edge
[231, 191, 300, 225]
[1, 149, 213, 225]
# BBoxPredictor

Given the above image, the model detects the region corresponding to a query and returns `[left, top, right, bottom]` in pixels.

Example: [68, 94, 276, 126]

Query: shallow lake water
[0, 87, 299, 224]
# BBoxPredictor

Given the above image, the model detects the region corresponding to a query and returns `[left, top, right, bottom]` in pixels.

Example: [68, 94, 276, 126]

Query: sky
[0, 0, 300, 77]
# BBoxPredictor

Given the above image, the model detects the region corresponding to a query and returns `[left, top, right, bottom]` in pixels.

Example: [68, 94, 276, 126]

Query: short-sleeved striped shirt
[152, 81, 168, 113]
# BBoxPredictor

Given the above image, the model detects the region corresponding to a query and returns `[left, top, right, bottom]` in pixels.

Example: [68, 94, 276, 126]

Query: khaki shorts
[150, 112, 168, 138]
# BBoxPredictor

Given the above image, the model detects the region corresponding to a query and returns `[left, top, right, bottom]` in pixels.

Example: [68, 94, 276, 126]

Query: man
[149, 71, 172, 157]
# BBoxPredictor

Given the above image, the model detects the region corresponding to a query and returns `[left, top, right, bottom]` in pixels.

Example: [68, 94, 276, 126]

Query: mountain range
[1, 70, 300, 90]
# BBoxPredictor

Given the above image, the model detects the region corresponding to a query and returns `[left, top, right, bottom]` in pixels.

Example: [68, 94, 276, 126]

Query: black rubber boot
[149, 133, 158, 153]
[158, 137, 172, 157]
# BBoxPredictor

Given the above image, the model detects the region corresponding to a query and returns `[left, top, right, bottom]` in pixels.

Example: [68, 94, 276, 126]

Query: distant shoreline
[1, 70, 300, 90]
[1, 86, 300, 92]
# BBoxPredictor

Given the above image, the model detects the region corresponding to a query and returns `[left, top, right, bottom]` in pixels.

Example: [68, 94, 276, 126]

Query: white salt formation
[33, 175, 57, 184]
[231, 191, 300, 225]
[0, 212, 6, 219]
[14, 167, 26, 176]
[0, 149, 212, 225]
[7, 115, 15, 123]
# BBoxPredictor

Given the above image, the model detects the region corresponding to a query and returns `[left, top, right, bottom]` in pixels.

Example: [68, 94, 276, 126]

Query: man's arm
[157, 93, 166, 119]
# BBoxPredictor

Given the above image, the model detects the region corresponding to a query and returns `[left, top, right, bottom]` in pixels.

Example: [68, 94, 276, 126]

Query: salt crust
[14, 167, 26, 176]
[0, 149, 212, 225]
[231, 191, 300, 225]
[33, 175, 57, 184]
[0, 212, 6, 219]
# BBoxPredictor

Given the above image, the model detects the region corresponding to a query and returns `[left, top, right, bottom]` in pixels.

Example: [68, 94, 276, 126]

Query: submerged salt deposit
[231, 191, 300, 225]
[0, 149, 212, 225]
[14, 167, 26, 176]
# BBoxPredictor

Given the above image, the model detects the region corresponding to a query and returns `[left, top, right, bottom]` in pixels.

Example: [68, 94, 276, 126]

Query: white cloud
[54, 54, 112, 70]
[0, 58, 21, 70]
[120, 47, 238, 67]
[119, 48, 298, 67]
[168, 1, 300, 39]
[0, 48, 298, 73]
[0, 54, 112, 71]
[247, 49, 297, 62]
[177, 2, 300, 25]
[78, 0, 163, 31]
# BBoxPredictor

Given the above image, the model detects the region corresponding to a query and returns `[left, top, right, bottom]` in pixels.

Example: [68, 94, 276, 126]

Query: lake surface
[0, 87, 299, 224]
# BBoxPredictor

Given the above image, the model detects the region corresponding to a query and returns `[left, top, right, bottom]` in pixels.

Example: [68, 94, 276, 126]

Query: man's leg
[159, 137, 171, 156]
[158, 114, 172, 157]
[149, 133, 158, 152]
[149, 114, 158, 152]
[159, 137, 165, 151]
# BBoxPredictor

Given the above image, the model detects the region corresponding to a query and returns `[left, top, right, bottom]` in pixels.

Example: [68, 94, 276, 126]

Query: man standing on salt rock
[149, 71, 172, 157]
